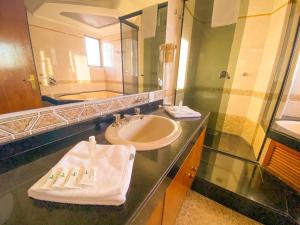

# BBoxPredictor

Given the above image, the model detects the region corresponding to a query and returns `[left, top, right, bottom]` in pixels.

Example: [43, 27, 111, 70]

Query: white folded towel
[142, 4, 158, 38]
[211, 0, 240, 27]
[165, 106, 201, 118]
[28, 141, 136, 206]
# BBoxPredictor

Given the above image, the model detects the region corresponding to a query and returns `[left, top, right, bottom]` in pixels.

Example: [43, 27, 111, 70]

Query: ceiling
[24, 0, 166, 37]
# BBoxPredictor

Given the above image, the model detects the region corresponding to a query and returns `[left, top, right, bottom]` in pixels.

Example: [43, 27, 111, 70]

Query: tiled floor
[175, 190, 262, 225]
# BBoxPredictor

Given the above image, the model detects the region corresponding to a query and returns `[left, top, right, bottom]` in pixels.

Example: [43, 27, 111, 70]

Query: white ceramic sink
[105, 115, 182, 151]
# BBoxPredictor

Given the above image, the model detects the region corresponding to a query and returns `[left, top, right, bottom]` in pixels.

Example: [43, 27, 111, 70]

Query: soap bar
[52, 168, 69, 188]
[79, 167, 97, 186]
[41, 168, 61, 190]
[64, 167, 81, 189]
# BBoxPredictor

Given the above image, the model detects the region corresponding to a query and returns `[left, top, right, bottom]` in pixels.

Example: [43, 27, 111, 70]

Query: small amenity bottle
[89, 136, 96, 158]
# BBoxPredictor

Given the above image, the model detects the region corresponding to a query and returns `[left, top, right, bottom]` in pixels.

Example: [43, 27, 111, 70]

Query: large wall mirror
[0, 0, 167, 114]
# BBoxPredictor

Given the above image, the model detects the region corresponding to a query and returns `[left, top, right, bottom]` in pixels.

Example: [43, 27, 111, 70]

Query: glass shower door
[177, 0, 235, 134]
[176, 0, 258, 161]
[120, 20, 139, 94]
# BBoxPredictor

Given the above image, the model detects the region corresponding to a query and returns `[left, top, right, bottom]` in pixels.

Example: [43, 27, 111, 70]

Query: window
[102, 42, 113, 67]
[84, 36, 101, 66]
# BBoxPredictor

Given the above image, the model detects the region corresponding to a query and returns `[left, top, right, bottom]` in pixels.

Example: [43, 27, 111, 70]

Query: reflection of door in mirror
[0, 0, 41, 114]
[121, 21, 139, 95]
[143, 6, 167, 92]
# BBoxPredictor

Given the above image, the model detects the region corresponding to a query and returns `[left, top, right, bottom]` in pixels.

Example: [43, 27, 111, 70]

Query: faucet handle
[134, 107, 140, 115]
[113, 114, 121, 123]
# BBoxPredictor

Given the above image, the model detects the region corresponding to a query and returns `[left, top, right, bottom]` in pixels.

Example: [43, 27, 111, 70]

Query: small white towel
[211, 0, 240, 27]
[142, 4, 158, 38]
[28, 142, 136, 206]
[165, 106, 201, 118]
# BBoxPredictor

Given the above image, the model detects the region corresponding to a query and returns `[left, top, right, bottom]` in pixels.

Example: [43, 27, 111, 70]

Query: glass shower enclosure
[176, 0, 293, 161]
[120, 20, 139, 95]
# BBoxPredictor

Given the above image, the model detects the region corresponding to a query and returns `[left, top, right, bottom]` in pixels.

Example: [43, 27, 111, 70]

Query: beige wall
[28, 12, 107, 95]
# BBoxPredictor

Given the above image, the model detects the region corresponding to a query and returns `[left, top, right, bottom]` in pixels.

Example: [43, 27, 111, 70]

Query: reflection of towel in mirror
[28, 142, 136, 206]
[211, 0, 240, 27]
[165, 106, 201, 118]
[142, 4, 158, 38]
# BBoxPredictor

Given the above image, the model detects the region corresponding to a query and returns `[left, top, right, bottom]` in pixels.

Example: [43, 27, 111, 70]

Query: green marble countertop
[0, 109, 209, 225]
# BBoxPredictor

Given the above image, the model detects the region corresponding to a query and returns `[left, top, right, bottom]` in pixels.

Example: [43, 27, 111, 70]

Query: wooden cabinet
[146, 198, 165, 225]
[263, 140, 300, 192]
[160, 128, 206, 225]
[162, 161, 190, 225]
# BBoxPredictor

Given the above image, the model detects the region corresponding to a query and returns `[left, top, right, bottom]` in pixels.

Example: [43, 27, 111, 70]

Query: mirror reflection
[0, 0, 167, 114]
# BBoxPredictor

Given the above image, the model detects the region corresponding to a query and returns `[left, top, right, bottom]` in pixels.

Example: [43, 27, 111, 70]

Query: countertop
[0, 109, 209, 225]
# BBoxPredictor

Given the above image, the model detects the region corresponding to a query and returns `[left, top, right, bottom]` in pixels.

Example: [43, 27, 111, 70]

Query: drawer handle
[191, 167, 197, 172]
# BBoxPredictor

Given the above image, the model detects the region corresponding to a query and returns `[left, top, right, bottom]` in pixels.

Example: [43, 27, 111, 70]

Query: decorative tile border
[0, 90, 164, 145]
[188, 87, 275, 100]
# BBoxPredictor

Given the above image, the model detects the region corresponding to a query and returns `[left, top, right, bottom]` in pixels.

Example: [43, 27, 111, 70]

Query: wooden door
[0, 0, 41, 114]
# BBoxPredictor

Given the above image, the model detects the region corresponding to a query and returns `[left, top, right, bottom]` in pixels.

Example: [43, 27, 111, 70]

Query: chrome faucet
[123, 107, 143, 123]
[134, 107, 141, 115]
[112, 114, 121, 127]
[134, 107, 144, 119]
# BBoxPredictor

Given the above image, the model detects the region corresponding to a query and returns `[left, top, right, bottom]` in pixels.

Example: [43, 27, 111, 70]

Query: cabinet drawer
[263, 140, 300, 192]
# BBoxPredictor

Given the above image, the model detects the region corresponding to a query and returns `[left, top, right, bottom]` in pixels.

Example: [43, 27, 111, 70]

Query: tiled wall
[0, 90, 164, 145]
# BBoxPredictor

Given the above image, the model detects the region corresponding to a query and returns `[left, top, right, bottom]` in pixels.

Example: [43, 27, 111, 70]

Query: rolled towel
[211, 0, 240, 27]
[142, 4, 158, 38]
[165, 106, 201, 118]
[28, 141, 136, 206]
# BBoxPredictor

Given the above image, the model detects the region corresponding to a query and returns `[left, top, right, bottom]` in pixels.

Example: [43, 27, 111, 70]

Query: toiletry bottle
[89, 136, 96, 158]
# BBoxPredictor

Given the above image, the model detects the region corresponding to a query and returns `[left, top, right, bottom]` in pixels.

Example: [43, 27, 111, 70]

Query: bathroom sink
[105, 115, 182, 151]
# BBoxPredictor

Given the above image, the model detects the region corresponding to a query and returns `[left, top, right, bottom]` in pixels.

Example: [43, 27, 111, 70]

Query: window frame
[84, 35, 102, 67]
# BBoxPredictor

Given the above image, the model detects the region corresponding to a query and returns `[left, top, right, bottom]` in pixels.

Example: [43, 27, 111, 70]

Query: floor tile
[175, 190, 262, 225]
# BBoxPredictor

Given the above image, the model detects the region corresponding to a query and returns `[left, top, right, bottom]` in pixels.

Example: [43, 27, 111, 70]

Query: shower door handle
[219, 70, 230, 79]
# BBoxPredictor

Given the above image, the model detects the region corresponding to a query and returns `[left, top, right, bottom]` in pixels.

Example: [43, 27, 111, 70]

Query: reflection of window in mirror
[84, 36, 101, 67]
[102, 42, 113, 67]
